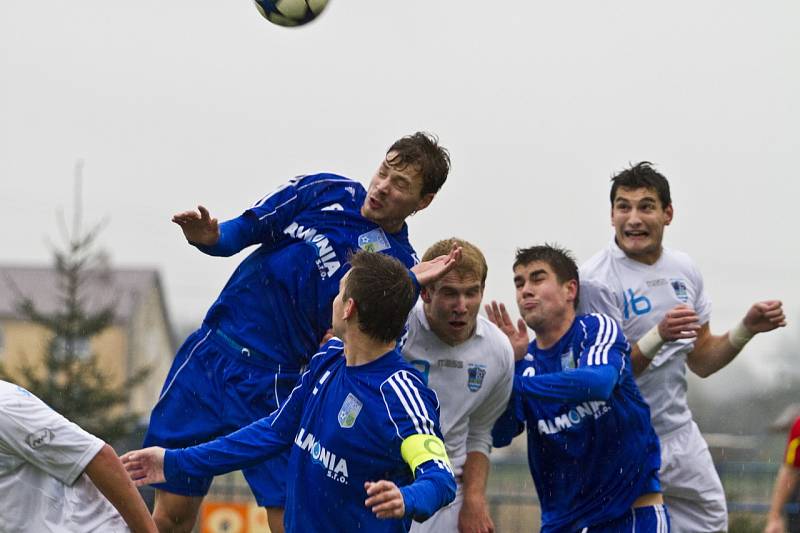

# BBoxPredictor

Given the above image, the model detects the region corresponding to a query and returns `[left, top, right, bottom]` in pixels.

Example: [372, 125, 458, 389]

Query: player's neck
[342, 331, 395, 366]
[533, 311, 575, 350]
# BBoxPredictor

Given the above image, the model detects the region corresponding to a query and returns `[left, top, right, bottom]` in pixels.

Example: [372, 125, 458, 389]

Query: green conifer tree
[0, 163, 149, 443]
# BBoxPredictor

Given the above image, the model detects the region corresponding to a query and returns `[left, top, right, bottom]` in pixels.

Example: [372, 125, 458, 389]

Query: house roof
[0, 265, 167, 324]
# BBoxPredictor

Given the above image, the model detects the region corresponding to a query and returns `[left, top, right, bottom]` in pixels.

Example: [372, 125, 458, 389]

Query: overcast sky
[2, 0, 798, 396]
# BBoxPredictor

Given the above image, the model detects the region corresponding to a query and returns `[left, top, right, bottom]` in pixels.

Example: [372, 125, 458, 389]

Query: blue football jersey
[276, 341, 454, 532]
[494, 313, 661, 531]
[198, 173, 419, 368]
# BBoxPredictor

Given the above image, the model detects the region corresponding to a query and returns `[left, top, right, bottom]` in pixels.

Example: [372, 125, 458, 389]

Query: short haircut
[609, 161, 672, 208]
[513, 244, 580, 309]
[422, 237, 487, 287]
[387, 132, 451, 197]
[343, 251, 417, 343]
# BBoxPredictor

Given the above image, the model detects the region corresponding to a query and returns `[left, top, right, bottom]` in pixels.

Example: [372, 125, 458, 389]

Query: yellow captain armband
[400, 434, 451, 476]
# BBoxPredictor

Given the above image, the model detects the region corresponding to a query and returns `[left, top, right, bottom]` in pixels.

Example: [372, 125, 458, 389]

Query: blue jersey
[197, 173, 419, 368]
[492, 313, 661, 532]
[165, 340, 456, 533]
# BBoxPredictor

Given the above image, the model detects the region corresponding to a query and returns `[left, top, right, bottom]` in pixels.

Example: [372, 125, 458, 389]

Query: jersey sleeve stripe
[295, 177, 355, 191]
[586, 314, 606, 366]
[385, 375, 425, 435]
[600, 315, 618, 365]
[398, 371, 435, 435]
[256, 194, 299, 221]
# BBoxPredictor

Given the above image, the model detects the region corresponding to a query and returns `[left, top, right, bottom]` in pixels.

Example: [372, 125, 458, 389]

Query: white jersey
[579, 240, 712, 436]
[401, 302, 514, 479]
[0, 380, 128, 533]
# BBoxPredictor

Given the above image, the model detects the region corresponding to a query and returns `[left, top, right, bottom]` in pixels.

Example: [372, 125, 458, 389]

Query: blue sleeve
[491, 392, 525, 447]
[513, 365, 619, 403]
[400, 460, 457, 521]
[194, 174, 326, 257]
[163, 415, 289, 481]
[162, 348, 327, 481]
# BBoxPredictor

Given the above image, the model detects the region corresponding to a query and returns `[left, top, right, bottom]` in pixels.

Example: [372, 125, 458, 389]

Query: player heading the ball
[143, 132, 450, 533]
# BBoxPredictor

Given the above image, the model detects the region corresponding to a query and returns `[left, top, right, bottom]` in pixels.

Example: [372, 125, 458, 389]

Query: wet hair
[422, 237, 487, 287]
[387, 132, 450, 197]
[513, 243, 580, 309]
[610, 161, 672, 208]
[343, 251, 416, 343]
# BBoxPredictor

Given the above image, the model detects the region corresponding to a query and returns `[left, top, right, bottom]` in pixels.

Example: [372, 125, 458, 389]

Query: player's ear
[343, 298, 357, 321]
[664, 204, 674, 225]
[414, 193, 435, 213]
[420, 286, 433, 304]
[564, 279, 578, 303]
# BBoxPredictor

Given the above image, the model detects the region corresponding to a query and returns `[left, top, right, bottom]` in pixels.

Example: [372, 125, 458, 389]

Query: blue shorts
[143, 324, 302, 507]
[584, 505, 670, 533]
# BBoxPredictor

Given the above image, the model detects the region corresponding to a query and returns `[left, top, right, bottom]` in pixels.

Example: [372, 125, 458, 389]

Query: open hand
[172, 205, 220, 246]
[120, 447, 167, 487]
[485, 301, 529, 361]
[410, 246, 462, 287]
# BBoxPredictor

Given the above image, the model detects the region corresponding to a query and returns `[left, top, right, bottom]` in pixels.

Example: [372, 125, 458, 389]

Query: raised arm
[687, 300, 786, 378]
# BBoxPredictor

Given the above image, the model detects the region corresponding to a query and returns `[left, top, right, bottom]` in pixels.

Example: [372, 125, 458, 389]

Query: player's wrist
[637, 325, 665, 360]
[728, 320, 754, 350]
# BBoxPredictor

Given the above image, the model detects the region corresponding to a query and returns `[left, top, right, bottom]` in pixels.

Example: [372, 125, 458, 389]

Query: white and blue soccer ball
[254, 0, 329, 27]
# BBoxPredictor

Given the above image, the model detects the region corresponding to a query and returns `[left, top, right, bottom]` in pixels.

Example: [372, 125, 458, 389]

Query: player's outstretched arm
[484, 301, 529, 360]
[172, 205, 220, 246]
[687, 300, 786, 378]
[85, 444, 158, 533]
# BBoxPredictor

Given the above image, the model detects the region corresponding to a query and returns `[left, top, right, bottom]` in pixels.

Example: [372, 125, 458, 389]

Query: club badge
[467, 364, 487, 392]
[358, 228, 391, 253]
[337, 393, 363, 429]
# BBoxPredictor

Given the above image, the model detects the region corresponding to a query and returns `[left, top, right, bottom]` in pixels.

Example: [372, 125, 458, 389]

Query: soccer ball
[254, 0, 329, 27]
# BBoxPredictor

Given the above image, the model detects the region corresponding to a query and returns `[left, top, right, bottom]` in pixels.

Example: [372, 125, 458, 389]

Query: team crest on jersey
[467, 364, 486, 392]
[337, 393, 363, 428]
[357, 228, 391, 253]
[670, 279, 689, 303]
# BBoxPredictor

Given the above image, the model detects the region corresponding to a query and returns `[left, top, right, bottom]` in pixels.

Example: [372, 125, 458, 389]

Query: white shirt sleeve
[0, 388, 105, 485]
[578, 278, 624, 325]
[464, 337, 514, 457]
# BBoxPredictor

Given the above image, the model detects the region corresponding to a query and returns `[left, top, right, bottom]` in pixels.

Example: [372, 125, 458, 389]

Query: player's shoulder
[308, 338, 346, 374]
[0, 380, 41, 409]
[790, 416, 800, 439]
[293, 173, 362, 192]
[476, 315, 515, 362]
[577, 312, 622, 339]
[580, 245, 614, 277]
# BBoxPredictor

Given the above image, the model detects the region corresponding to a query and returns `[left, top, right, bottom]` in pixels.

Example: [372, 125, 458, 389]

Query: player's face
[611, 186, 673, 265]
[421, 271, 484, 346]
[513, 261, 576, 332]
[361, 152, 434, 234]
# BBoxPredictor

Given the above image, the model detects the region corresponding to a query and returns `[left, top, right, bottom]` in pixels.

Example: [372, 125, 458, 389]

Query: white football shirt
[579, 240, 712, 435]
[0, 380, 128, 532]
[401, 302, 514, 478]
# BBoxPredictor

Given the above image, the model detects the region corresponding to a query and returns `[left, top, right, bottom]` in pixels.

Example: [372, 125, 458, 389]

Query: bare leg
[152, 490, 204, 533]
[266, 507, 285, 533]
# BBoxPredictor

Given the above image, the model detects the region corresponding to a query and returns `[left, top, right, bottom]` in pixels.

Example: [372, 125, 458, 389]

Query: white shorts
[659, 420, 727, 533]
[410, 484, 463, 533]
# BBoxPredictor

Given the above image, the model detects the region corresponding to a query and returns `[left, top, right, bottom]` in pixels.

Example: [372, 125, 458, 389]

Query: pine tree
[0, 163, 149, 443]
